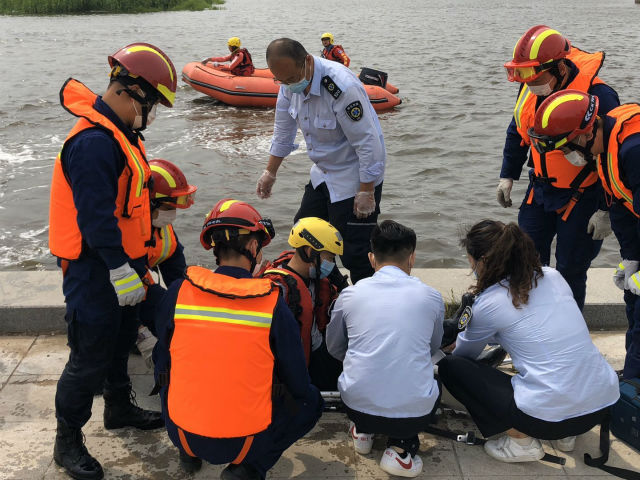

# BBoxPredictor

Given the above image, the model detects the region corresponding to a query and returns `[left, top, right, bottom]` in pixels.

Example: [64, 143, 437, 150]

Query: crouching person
[438, 220, 619, 463]
[262, 217, 345, 390]
[153, 199, 323, 479]
[326, 220, 444, 477]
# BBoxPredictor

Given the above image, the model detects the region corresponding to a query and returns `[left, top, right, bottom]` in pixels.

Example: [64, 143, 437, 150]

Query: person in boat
[257, 37, 386, 285]
[326, 220, 444, 477]
[134, 158, 197, 367]
[203, 36, 255, 76]
[261, 217, 346, 390]
[153, 199, 323, 479]
[48, 42, 177, 480]
[496, 25, 619, 311]
[529, 90, 640, 380]
[437, 219, 619, 463]
[320, 32, 350, 67]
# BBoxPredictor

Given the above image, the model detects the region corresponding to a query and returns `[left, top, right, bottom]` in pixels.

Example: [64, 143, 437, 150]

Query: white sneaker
[553, 436, 576, 452]
[379, 448, 423, 477]
[484, 435, 545, 463]
[348, 422, 373, 454]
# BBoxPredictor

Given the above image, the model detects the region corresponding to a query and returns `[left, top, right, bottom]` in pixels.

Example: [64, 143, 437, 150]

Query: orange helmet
[504, 25, 571, 83]
[108, 42, 177, 107]
[200, 199, 275, 250]
[528, 90, 599, 154]
[149, 159, 197, 209]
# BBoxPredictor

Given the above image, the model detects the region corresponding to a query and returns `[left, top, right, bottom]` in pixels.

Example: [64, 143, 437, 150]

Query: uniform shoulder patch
[345, 101, 363, 121]
[322, 75, 342, 99]
[457, 306, 473, 330]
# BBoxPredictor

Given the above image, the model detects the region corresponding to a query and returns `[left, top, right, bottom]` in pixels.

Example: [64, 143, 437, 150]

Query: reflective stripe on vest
[514, 48, 604, 189]
[598, 104, 640, 217]
[148, 225, 177, 268]
[49, 78, 151, 260]
[168, 266, 278, 438]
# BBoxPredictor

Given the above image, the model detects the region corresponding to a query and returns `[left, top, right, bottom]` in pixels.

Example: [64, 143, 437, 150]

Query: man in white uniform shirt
[256, 38, 386, 284]
[326, 220, 444, 477]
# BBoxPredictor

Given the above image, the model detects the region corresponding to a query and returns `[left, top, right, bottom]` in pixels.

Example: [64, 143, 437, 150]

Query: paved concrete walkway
[1, 332, 638, 479]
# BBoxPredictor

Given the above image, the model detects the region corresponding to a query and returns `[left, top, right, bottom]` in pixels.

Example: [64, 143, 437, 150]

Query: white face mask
[146, 103, 157, 127]
[564, 150, 588, 167]
[152, 209, 176, 228]
[528, 80, 553, 97]
[131, 101, 157, 130]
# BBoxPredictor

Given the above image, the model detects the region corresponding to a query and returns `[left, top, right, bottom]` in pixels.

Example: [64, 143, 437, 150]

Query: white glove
[627, 268, 640, 296]
[496, 178, 513, 208]
[109, 263, 146, 306]
[587, 210, 612, 240]
[136, 326, 157, 369]
[256, 170, 276, 199]
[212, 62, 220, 67]
[354, 191, 376, 218]
[615, 260, 639, 290]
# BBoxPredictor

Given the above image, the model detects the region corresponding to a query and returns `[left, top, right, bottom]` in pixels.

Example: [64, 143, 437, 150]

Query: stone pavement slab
[1, 333, 639, 480]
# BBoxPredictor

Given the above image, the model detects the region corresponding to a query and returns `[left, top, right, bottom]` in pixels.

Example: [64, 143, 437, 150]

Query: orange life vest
[597, 104, 640, 218]
[168, 266, 279, 438]
[514, 48, 605, 191]
[322, 44, 350, 67]
[231, 48, 255, 76]
[262, 251, 338, 365]
[147, 224, 178, 268]
[49, 78, 152, 261]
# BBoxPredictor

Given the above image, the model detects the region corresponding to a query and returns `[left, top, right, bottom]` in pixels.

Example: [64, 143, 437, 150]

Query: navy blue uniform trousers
[55, 255, 139, 428]
[163, 390, 323, 479]
[518, 182, 602, 310]
[294, 181, 382, 284]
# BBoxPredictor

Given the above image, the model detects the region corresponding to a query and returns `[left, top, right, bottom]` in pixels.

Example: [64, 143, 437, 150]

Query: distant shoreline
[1, 0, 224, 15]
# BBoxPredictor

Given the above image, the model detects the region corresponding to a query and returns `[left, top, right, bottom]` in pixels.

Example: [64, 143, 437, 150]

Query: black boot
[53, 420, 104, 480]
[179, 449, 202, 474]
[220, 463, 262, 480]
[103, 386, 164, 430]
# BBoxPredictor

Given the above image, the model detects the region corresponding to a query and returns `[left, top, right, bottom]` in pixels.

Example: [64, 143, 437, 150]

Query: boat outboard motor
[359, 67, 388, 88]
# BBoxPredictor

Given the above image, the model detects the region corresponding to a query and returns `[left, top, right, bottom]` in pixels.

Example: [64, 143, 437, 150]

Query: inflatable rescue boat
[182, 62, 401, 111]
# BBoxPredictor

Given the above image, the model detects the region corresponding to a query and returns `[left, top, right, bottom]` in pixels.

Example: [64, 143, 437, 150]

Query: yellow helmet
[288, 217, 343, 256]
[227, 37, 241, 48]
[320, 32, 334, 43]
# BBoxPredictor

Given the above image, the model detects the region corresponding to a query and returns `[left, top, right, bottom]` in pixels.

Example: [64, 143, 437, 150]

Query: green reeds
[0, 0, 224, 15]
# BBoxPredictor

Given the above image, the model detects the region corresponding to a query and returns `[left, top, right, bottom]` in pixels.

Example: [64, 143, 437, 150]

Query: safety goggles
[504, 61, 556, 83]
[527, 128, 570, 154]
[157, 191, 196, 209]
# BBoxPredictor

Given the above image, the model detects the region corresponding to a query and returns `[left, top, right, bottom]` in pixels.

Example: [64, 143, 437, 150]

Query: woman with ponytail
[438, 220, 619, 463]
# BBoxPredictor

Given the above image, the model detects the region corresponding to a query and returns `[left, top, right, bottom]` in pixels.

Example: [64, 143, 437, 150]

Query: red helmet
[528, 89, 599, 154]
[200, 199, 275, 250]
[108, 43, 177, 107]
[149, 159, 197, 209]
[504, 25, 571, 83]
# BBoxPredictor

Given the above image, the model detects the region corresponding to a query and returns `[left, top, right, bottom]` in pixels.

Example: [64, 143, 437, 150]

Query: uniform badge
[457, 306, 473, 330]
[346, 101, 363, 121]
[322, 75, 342, 99]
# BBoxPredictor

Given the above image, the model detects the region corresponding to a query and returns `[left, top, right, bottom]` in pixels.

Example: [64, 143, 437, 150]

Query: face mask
[152, 209, 176, 228]
[564, 150, 588, 167]
[528, 80, 553, 97]
[285, 59, 310, 94]
[309, 259, 335, 279]
[146, 103, 157, 127]
[132, 99, 144, 130]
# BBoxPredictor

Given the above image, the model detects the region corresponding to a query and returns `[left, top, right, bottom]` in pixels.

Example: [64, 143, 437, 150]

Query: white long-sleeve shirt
[269, 56, 385, 203]
[326, 266, 444, 418]
[454, 267, 619, 422]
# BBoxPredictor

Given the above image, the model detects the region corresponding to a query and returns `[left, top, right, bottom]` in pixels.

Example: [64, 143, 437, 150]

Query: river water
[1, 0, 639, 271]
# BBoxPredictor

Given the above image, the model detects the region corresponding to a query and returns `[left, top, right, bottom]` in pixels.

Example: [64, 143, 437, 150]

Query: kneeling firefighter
[153, 199, 323, 479]
[262, 217, 346, 390]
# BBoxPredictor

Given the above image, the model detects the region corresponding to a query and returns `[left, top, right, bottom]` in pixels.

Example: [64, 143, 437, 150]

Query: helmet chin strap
[548, 62, 566, 93]
[568, 119, 599, 163]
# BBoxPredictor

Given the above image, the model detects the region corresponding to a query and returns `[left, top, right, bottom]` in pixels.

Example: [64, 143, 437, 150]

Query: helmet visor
[527, 127, 570, 154]
[505, 65, 548, 83]
[157, 191, 196, 209]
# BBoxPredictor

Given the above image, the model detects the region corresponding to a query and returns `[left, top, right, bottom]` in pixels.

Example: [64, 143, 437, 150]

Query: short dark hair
[266, 38, 308, 66]
[370, 220, 416, 263]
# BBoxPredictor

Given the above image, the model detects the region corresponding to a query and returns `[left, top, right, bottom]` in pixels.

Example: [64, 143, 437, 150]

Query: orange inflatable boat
[182, 62, 401, 111]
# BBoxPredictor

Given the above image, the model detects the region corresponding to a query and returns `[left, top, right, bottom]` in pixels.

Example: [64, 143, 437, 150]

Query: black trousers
[55, 256, 139, 428]
[294, 182, 382, 284]
[308, 340, 343, 391]
[438, 355, 609, 439]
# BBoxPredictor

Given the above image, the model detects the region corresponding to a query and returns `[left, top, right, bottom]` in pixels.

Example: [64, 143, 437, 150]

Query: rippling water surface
[1, 0, 639, 270]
